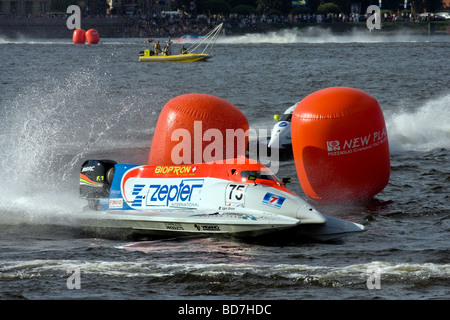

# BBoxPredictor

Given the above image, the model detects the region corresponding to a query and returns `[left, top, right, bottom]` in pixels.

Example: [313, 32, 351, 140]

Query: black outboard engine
[139, 50, 154, 56]
[80, 160, 117, 208]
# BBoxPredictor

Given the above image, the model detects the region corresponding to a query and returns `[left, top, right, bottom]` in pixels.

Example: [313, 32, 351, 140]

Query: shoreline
[1, 16, 449, 39]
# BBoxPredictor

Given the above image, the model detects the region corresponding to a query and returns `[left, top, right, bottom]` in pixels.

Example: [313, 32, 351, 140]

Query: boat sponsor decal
[80, 173, 104, 187]
[326, 127, 388, 156]
[122, 177, 204, 208]
[262, 192, 286, 209]
[81, 165, 96, 172]
[154, 165, 197, 175]
[164, 222, 184, 231]
[194, 224, 221, 232]
[146, 178, 203, 207]
[191, 212, 257, 221]
[225, 213, 257, 221]
[225, 183, 247, 206]
[99, 198, 110, 210]
[278, 121, 288, 127]
[109, 198, 123, 209]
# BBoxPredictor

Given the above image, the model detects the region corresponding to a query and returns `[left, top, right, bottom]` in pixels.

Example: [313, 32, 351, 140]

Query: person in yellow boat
[162, 44, 169, 56]
[181, 45, 187, 54]
[162, 38, 173, 56]
[154, 40, 161, 55]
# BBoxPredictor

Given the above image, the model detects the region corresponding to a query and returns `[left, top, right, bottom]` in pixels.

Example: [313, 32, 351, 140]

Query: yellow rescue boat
[139, 52, 211, 62]
[139, 23, 222, 63]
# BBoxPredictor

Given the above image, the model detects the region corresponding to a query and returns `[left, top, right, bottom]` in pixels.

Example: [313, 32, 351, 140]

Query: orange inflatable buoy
[86, 29, 100, 44]
[291, 87, 390, 203]
[72, 29, 86, 44]
[148, 94, 249, 166]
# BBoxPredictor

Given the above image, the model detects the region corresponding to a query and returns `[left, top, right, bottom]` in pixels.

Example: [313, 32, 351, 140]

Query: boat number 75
[226, 184, 247, 203]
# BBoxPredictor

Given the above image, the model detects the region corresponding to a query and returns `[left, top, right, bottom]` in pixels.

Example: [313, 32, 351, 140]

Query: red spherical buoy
[148, 94, 249, 166]
[72, 29, 86, 44]
[291, 87, 390, 203]
[86, 29, 100, 44]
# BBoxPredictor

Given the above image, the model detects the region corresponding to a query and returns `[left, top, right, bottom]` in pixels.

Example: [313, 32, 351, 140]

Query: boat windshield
[279, 113, 292, 122]
[240, 170, 278, 181]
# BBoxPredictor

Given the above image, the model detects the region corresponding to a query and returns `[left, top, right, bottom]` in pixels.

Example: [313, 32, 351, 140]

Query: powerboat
[248, 104, 295, 161]
[79, 158, 365, 241]
[267, 104, 296, 159]
[139, 52, 211, 62]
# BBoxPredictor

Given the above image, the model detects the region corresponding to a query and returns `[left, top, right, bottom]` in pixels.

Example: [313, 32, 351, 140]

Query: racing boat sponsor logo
[109, 198, 123, 209]
[82, 166, 95, 172]
[122, 178, 204, 208]
[191, 212, 257, 221]
[130, 184, 145, 207]
[99, 198, 110, 210]
[165, 222, 184, 231]
[154, 165, 197, 175]
[262, 192, 286, 209]
[194, 224, 221, 231]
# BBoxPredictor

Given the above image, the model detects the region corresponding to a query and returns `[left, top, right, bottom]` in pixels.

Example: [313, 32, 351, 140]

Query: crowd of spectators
[116, 10, 428, 37]
[1, 9, 444, 38]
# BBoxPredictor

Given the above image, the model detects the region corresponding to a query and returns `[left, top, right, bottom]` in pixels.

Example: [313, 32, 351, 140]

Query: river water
[0, 27, 449, 302]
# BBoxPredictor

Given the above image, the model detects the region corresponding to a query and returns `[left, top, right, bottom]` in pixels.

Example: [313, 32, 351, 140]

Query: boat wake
[387, 93, 450, 152]
[218, 27, 439, 44]
[0, 35, 72, 45]
[2, 240, 448, 298]
[0, 69, 147, 227]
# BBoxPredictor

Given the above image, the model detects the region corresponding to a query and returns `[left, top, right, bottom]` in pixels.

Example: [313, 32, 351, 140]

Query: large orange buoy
[72, 29, 86, 44]
[291, 87, 390, 203]
[148, 93, 249, 165]
[86, 29, 100, 44]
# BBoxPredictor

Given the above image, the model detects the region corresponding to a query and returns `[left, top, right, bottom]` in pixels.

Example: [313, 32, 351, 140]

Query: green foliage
[206, 0, 232, 14]
[256, 0, 292, 14]
[290, 7, 311, 15]
[232, 5, 258, 15]
[267, 9, 283, 15]
[317, 2, 341, 15]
